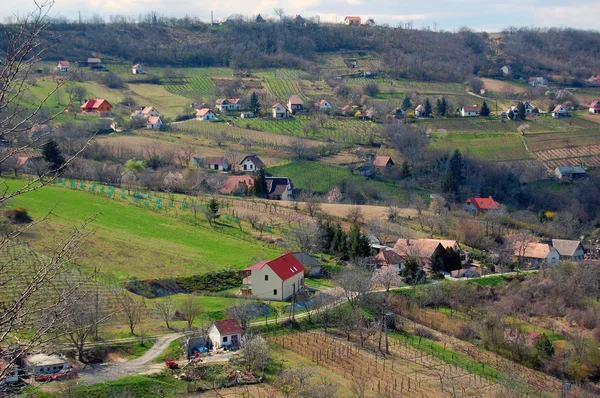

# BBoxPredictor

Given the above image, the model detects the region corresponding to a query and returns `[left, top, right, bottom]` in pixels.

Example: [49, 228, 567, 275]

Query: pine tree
[205, 198, 220, 226]
[253, 168, 268, 197]
[42, 140, 65, 171]
[430, 250, 445, 275]
[331, 223, 348, 260]
[535, 334, 555, 357]
[507, 109, 514, 120]
[449, 149, 465, 185]
[399, 160, 411, 179]
[480, 101, 490, 117]
[435, 98, 443, 116]
[348, 222, 371, 259]
[401, 96, 412, 111]
[255, 14, 265, 23]
[424, 98, 432, 118]
[402, 258, 425, 285]
[440, 97, 448, 116]
[517, 102, 526, 120]
[250, 91, 261, 114]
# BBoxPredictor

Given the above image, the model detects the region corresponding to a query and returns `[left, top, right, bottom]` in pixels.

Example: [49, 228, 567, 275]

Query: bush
[456, 323, 480, 341]
[4, 207, 32, 224]
[414, 326, 436, 341]
[592, 327, 600, 343]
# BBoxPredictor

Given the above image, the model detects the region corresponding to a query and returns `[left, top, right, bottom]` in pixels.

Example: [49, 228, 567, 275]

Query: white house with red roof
[287, 95, 304, 114]
[240, 253, 305, 300]
[240, 155, 265, 172]
[132, 63, 143, 74]
[216, 98, 242, 112]
[146, 116, 163, 130]
[207, 318, 243, 349]
[56, 60, 70, 73]
[196, 108, 217, 121]
[344, 16, 361, 26]
[465, 196, 502, 214]
[551, 105, 568, 119]
[272, 103, 288, 119]
[589, 100, 600, 114]
[315, 99, 332, 111]
[461, 105, 481, 117]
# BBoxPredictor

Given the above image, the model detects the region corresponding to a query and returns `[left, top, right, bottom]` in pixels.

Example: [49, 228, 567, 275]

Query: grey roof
[265, 177, 291, 196]
[291, 252, 322, 268]
[551, 239, 583, 257]
[556, 166, 586, 175]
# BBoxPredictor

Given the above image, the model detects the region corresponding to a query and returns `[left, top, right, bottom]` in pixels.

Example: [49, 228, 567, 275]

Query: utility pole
[291, 282, 296, 321]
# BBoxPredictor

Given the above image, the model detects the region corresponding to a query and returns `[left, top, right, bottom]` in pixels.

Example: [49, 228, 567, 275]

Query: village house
[272, 103, 289, 119]
[56, 60, 69, 73]
[464, 196, 502, 214]
[265, 177, 293, 201]
[132, 63, 143, 74]
[554, 165, 586, 180]
[240, 111, 254, 119]
[461, 105, 481, 117]
[414, 104, 425, 117]
[373, 155, 395, 174]
[551, 105, 569, 118]
[344, 16, 361, 26]
[500, 65, 512, 76]
[240, 155, 264, 172]
[393, 107, 406, 119]
[371, 249, 404, 273]
[216, 98, 243, 112]
[589, 100, 600, 114]
[146, 116, 163, 130]
[207, 318, 243, 349]
[15, 155, 43, 174]
[290, 251, 322, 277]
[527, 77, 547, 87]
[392, 238, 462, 273]
[509, 102, 535, 117]
[240, 252, 305, 300]
[22, 353, 68, 375]
[551, 239, 585, 261]
[206, 157, 230, 171]
[365, 18, 376, 27]
[220, 175, 255, 195]
[315, 99, 333, 111]
[196, 108, 217, 121]
[80, 99, 112, 116]
[131, 106, 160, 120]
[513, 242, 559, 267]
[287, 95, 304, 114]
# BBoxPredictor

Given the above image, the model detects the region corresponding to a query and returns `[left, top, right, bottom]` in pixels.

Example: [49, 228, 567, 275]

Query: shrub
[456, 323, 480, 341]
[5, 207, 32, 224]
[414, 326, 436, 341]
[592, 328, 600, 343]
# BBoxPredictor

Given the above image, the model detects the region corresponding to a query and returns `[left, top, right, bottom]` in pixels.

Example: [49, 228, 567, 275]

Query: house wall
[250, 267, 284, 300]
[146, 122, 162, 130]
[563, 247, 585, 261]
[29, 362, 68, 375]
[282, 273, 304, 300]
[207, 325, 221, 349]
[280, 183, 293, 201]
[241, 159, 258, 171]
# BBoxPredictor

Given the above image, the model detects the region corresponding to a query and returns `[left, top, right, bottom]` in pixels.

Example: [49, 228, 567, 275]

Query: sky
[4, 0, 600, 32]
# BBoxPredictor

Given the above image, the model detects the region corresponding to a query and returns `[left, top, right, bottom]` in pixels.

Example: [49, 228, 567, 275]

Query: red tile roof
[373, 155, 394, 167]
[196, 108, 214, 116]
[212, 318, 243, 335]
[345, 16, 361, 21]
[58, 60, 69, 67]
[244, 253, 305, 281]
[590, 100, 600, 109]
[466, 197, 501, 210]
[80, 99, 110, 110]
[288, 95, 303, 105]
[147, 116, 161, 125]
[220, 175, 255, 194]
[463, 105, 480, 112]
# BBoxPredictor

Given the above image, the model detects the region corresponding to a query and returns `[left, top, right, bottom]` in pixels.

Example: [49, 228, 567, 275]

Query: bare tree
[289, 137, 308, 159]
[408, 193, 427, 229]
[273, 8, 285, 21]
[176, 145, 196, 169]
[240, 334, 269, 373]
[225, 149, 244, 172]
[112, 288, 145, 335]
[469, 77, 484, 94]
[304, 197, 321, 218]
[334, 266, 373, 308]
[346, 206, 363, 224]
[285, 222, 321, 253]
[372, 266, 401, 292]
[226, 303, 262, 330]
[154, 296, 176, 330]
[181, 295, 202, 329]
[276, 367, 315, 397]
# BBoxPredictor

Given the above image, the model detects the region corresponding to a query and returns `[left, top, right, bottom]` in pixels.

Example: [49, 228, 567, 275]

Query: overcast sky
[5, 0, 600, 32]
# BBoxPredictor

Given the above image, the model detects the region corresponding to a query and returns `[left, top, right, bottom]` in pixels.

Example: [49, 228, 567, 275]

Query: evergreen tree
[399, 159, 411, 179]
[440, 97, 448, 116]
[208, 198, 219, 215]
[348, 222, 371, 259]
[535, 334, 555, 357]
[402, 258, 425, 285]
[401, 96, 412, 111]
[331, 223, 347, 259]
[250, 91, 261, 114]
[253, 168, 268, 197]
[507, 109, 514, 120]
[435, 98, 443, 116]
[516, 102, 526, 120]
[424, 98, 432, 117]
[255, 14, 265, 23]
[442, 149, 465, 198]
[430, 250, 445, 274]
[480, 101, 490, 117]
[42, 140, 65, 171]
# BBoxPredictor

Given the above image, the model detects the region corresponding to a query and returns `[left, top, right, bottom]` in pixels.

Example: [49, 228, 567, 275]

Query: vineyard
[264, 78, 307, 100]
[162, 76, 215, 98]
[269, 331, 504, 397]
[532, 144, 600, 170]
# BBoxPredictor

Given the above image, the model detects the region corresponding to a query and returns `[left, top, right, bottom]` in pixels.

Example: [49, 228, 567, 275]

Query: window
[273, 289, 277, 296]
[265, 275, 269, 281]
[223, 336, 228, 342]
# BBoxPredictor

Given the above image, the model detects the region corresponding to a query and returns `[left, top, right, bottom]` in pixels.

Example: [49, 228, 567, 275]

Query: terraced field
[162, 76, 214, 98]
[264, 78, 306, 101]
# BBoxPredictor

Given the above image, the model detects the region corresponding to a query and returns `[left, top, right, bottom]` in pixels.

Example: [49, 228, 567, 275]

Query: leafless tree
[176, 145, 196, 169]
[372, 266, 401, 292]
[346, 206, 363, 224]
[226, 302, 262, 330]
[181, 295, 202, 329]
[276, 367, 315, 397]
[469, 77, 484, 94]
[334, 266, 373, 308]
[289, 137, 308, 159]
[285, 222, 321, 253]
[225, 148, 244, 172]
[304, 196, 321, 218]
[508, 232, 536, 267]
[408, 193, 427, 229]
[111, 288, 145, 335]
[154, 296, 176, 330]
[214, 131, 228, 146]
[240, 334, 269, 373]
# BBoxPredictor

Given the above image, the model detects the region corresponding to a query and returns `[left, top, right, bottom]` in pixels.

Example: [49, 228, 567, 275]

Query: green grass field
[5, 178, 280, 281]
[431, 132, 530, 161]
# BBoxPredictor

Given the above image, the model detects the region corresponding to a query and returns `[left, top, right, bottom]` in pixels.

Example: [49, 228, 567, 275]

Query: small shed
[22, 354, 68, 375]
[207, 319, 243, 350]
[554, 166, 586, 180]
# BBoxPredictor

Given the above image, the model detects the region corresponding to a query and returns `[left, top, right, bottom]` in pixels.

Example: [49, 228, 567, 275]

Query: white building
[461, 105, 481, 117]
[240, 155, 265, 172]
[132, 63, 144, 74]
[513, 242, 560, 267]
[315, 99, 333, 111]
[146, 116, 163, 130]
[22, 354, 68, 375]
[216, 98, 242, 112]
[551, 239, 585, 261]
[241, 252, 305, 300]
[196, 108, 217, 121]
[272, 103, 288, 119]
[207, 318, 243, 349]
[551, 105, 568, 118]
[56, 60, 70, 73]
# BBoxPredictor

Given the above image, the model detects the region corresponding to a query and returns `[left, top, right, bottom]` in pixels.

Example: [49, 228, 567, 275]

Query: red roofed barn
[80, 99, 112, 116]
[207, 318, 243, 349]
[465, 196, 502, 214]
[241, 253, 305, 300]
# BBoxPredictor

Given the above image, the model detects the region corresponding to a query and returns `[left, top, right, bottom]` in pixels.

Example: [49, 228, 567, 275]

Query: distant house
[193, 157, 203, 167]
[372, 249, 404, 272]
[554, 165, 586, 180]
[500, 65, 512, 76]
[15, 155, 42, 174]
[373, 155, 394, 173]
[344, 16, 361, 26]
[315, 99, 332, 111]
[146, 116, 163, 130]
[365, 18, 376, 27]
[208, 319, 243, 349]
[551, 239, 585, 261]
[272, 103, 288, 119]
[357, 113, 371, 120]
[240, 155, 265, 172]
[206, 157, 230, 171]
[527, 77, 547, 87]
[240, 252, 305, 300]
[287, 95, 304, 114]
[392, 238, 461, 273]
[513, 242, 559, 267]
[589, 100, 600, 114]
[22, 354, 68, 375]
[196, 108, 217, 121]
[461, 105, 481, 117]
[220, 175, 255, 194]
[393, 108, 406, 119]
[132, 63, 144, 74]
[240, 111, 254, 118]
[356, 164, 373, 177]
[265, 177, 293, 201]
[415, 104, 425, 117]
[80, 99, 112, 116]
[216, 98, 243, 112]
[465, 197, 502, 214]
[508, 102, 535, 118]
[87, 57, 102, 65]
[142, 106, 160, 117]
[551, 105, 568, 118]
[56, 60, 69, 73]
[290, 251, 322, 276]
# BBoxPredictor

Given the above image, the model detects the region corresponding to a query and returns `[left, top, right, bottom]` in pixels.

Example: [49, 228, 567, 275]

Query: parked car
[34, 375, 52, 382]
[52, 370, 78, 381]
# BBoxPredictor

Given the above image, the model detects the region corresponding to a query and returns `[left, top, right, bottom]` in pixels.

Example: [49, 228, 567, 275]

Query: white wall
[282, 273, 304, 300]
[250, 266, 283, 300]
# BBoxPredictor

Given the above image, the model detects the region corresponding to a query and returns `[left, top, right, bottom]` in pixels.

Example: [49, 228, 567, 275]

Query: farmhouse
[146, 116, 163, 130]
[56, 60, 69, 73]
[272, 103, 289, 119]
[589, 100, 600, 114]
[206, 157, 230, 171]
[216, 98, 243, 112]
[265, 177, 293, 201]
[141, 106, 160, 117]
[513, 242, 559, 267]
[344, 16, 361, 26]
[132, 63, 143, 74]
[22, 353, 68, 375]
[509, 102, 535, 117]
[240, 155, 264, 172]
[527, 77, 547, 87]
[196, 108, 217, 121]
[554, 165, 586, 180]
[392, 238, 461, 273]
[207, 319, 243, 349]
[551, 239, 585, 261]
[464, 196, 502, 214]
[287, 95, 304, 114]
[500, 65, 512, 76]
[415, 104, 425, 117]
[80, 99, 112, 116]
[373, 155, 394, 173]
[461, 105, 480, 117]
[371, 249, 404, 272]
[15, 155, 42, 174]
[315, 99, 332, 111]
[221, 175, 255, 195]
[240, 252, 305, 300]
[551, 105, 568, 118]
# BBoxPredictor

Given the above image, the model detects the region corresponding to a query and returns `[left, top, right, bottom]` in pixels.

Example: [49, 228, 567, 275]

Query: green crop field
[162, 76, 214, 98]
[431, 132, 530, 161]
[264, 78, 306, 100]
[4, 178, 280, 281]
